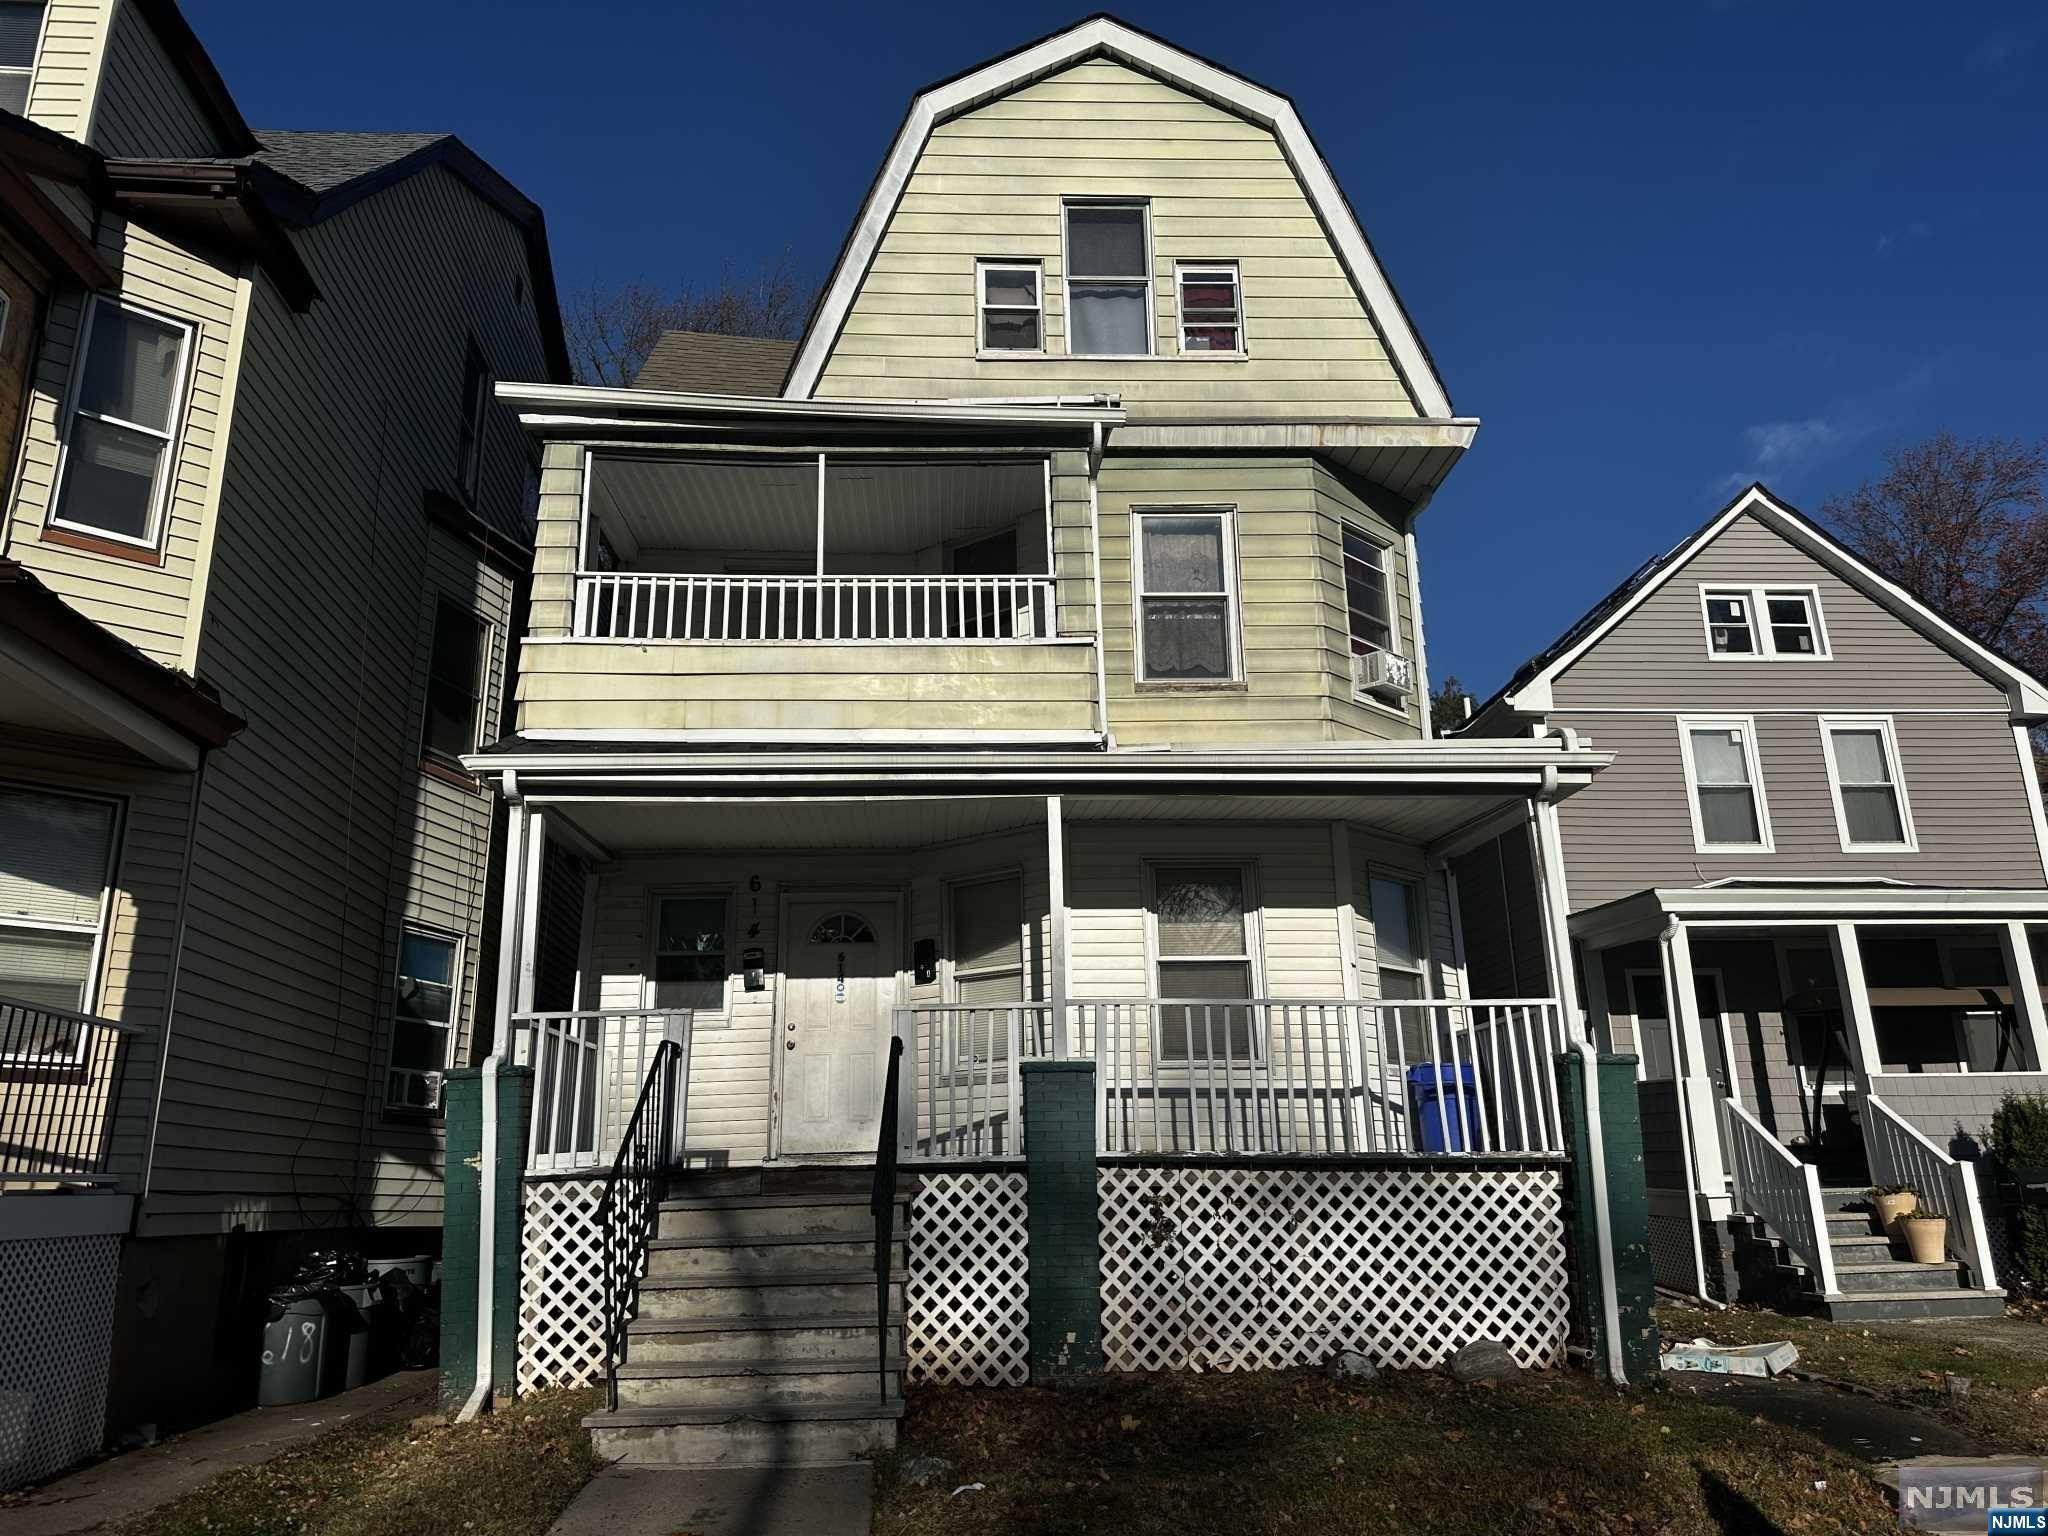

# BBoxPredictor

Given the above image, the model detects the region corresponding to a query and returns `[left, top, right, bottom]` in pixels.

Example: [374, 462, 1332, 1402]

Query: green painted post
[1021, 1060, 1103, 1378]
[439, 1065, 533, 1414]
[1557, 1051, 1661, 1384]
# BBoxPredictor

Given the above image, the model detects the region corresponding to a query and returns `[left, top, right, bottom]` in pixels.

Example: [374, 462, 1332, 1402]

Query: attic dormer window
[1064, 202, 1152, 356]
[0, 3, 43, 115]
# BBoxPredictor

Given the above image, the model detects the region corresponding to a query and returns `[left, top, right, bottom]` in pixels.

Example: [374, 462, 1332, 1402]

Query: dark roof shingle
[251, 130, 450, 194]
[634, 332, 796, 397]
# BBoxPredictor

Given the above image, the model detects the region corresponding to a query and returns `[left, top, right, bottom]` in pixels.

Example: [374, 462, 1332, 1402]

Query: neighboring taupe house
[0, 0, 565, 1484]
[1459, 483, 2048, 1320]
[473, 16, 1611, 1469]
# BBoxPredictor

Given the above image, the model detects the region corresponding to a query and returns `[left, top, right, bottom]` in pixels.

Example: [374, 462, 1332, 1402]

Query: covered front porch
[1574, 882, 2048, 1308]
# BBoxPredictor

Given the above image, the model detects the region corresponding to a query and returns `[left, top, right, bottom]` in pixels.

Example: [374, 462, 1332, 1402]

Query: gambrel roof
[1469, 483, 2048, 724]
[782, 14, 1451, 416]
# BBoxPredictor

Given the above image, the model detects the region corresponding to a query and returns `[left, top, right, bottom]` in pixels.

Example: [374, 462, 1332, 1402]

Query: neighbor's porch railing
[1724, 1096, 1840, 1296]
[0, 994, 150, 1188]
[1862, 1091, 2001, 1290]
[575, 572, 1059, 643]
[512, 1009, 693, 1173]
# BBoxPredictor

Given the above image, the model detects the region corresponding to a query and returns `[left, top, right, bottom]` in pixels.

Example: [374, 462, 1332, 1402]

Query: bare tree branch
[565, 254, 817, 386]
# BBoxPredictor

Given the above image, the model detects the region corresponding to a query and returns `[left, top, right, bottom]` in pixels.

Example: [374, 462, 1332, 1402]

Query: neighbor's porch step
[637, 1269, 900, 1321]
[586, 1397, 904, 1469]
[625, 1313, 901, 1366]
[656, 1193, 904, 1241]
[615, 1355, 903, 1410]
[1832, 1260, 1965, 1295]
[644, 1233, 903, 1281]
[1819, 1289, 2007, 1323]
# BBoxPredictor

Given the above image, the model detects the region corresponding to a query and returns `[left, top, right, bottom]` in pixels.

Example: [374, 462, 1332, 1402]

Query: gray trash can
[334, 1283, 376, 1389]
[258, 1290, 351, 1406]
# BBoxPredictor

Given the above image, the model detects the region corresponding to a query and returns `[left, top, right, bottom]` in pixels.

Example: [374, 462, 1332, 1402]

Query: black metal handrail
[596, 1037, 683, 1412]
[871, 1035, 904, 1405]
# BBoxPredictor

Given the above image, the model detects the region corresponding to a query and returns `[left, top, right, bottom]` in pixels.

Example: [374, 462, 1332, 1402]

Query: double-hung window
[0, 786, 117, 1059]
[388, 928, 457, 1110]
[457, 340, 491, 506]
[52, 297, 193, 548]
[1175, 262, 1242, 353]
[0, 3, 43, 115]
[1820, 716, 1916, 851]
[652, 894, 729, 1011]
[421, 601, 488, 766]
[1152, 864, 1257, 1061]
[1343, 526, 1395, 655]
[1135, 509, 1237, 682]
[977, 261, 1042, 352]
[1700, 585, 1828, 659]
[1064, 203, 1151, 356]
[950, 874, 1026, 1063]
[1370, 875, 1434, 1059]
[1678, 717, 1772, 851]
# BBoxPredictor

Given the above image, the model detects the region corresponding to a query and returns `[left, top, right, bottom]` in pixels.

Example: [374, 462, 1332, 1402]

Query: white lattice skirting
[518, 1178, 608, 1392]
[1, 1232, 120, 1490]
[1097, 1165, 1571, 1374]
[907, 1171, 1029, 1386]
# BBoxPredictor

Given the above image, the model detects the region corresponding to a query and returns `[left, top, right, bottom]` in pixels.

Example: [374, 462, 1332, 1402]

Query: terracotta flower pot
[1874, 1190, 1918, 1234]
[1901, 1215, 1949, 1265]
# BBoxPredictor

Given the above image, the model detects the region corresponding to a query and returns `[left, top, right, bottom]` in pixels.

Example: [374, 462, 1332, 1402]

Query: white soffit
[782, 16, 1452, 418]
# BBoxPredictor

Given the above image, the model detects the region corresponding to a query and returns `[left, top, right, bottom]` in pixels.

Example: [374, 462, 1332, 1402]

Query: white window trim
[1172, 259, 1245, 358]
[1061, 199, 1155, 359]
[1131, 505, 1243, 685]
[644, 886, 736, 1020]
[975, 259, 1045, 358]
[47, 295, 196, 552]
[1367, 868, 1428, 999]
[0, 780, 121, 1065]
[1698, 583, 1831, 661]
[1340, 523, 1407, 722]
[384, 922, 462, 1112]
[1818, 714, 1918, 853]
[943, 868, 1031, 1069]
[1676, 714, 1775, 853]
[1142, 858, 1265, 1065]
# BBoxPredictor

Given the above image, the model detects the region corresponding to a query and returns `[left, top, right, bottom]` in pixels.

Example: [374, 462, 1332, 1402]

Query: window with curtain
[1153, 865, 1255, 1060]
[1343, 527, 1395, 655]
[0, 786, 118, 1056]
[1824, 719, 1912, 848]
[421, 601, 487, 764]
[387, 929, 457, 1110]
[653, 894, 728, 1011]
[952, 874, 1025, 1063]
[0, 4, 44, 115]
[1136, 511, 1235, 681]
[1681, 719, 1769, 848]
[52, 298, 191, 546]
[1065, 203, 1151, 355]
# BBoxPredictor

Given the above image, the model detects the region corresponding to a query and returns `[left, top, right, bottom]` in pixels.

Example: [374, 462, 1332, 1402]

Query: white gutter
[456, 1048, 501, 1424]
[1087, 421, 1112, 745]
[498, 380, 1125, 429]
[1573, 1037, 1628, 1386]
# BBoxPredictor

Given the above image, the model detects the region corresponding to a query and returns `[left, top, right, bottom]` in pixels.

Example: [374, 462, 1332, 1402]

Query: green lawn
[106, 1389, 604, 1536]
[1659, 1303, 2048, 1456]
[873, 1369, 1897, 1536]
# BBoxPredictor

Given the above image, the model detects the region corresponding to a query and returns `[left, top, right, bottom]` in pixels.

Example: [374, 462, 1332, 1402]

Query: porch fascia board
[1570, 883, 2048, 950]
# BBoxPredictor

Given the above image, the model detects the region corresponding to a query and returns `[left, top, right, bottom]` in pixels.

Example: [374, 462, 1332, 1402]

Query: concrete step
[1826, 1212, 1877, 1238]
[625, 1314, 901, 1367]
[615, 1356, 903, 1410]
[645, 1234, 902, 1282]
[586, 1398, 903, 1469]
[1818, 1187, 1876, 1213]
[636, 1270, 899, 1322]
[1820, 1289, 2007, 1324]
[656, 1194, 901, 1242]
[1834, 1260, 1965, 1295]
[1827, 1233, 1896, 1257]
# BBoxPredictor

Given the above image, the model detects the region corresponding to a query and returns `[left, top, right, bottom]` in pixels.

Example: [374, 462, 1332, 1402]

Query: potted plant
[1871, 1183, 1918, 1234]
[1899, 1207, 1949, 1265]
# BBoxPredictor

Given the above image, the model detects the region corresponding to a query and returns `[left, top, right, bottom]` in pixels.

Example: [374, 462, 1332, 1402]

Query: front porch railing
[0, 995, 150, 1187]
[893, 1004, 1051, 1160]
[574, 572, 1058, 643]
[1862, 1091, 2001, 1290]
[512, 1009, 693, 1173]
[1724, 1096, 1840, 1296]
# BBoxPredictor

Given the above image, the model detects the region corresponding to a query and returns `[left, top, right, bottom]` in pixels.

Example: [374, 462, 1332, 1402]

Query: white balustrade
[513, 1009, 693, 1172]
[1863, 1092, 2001, 1290]
[574, 572, 1057, 643]
[1724, 1097, 1840, 1295]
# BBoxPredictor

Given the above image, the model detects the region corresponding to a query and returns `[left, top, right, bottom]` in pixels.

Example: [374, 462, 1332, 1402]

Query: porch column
[491, 797, 530, 1062]
[516, 809, 548, 1017]
[1047, 795, 1070, 1057]
[1526, 800, 1584, 1035]
[1827, 923, 1880, 1096]
[1661, 921, 1730, 1214]
[1999, 921, 2048, 1071]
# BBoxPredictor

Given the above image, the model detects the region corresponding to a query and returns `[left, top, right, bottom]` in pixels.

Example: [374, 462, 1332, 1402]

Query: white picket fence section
[1724, 1097, 1839, 1296]
[575, 572, 1057, 643]
[1863, 1092, 2002, 1290]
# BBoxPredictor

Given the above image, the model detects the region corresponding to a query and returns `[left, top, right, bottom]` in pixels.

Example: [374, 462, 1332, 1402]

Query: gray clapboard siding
[21, 0, 105, 140]
[812, 59, 1417, 418]
[86, 0, 223, 158]
[135, 164, 549, 1237]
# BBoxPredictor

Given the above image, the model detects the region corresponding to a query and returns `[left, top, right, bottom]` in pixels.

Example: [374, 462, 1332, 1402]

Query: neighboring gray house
[0, 0, 565, 1484]
[1461, 483, 2048, 1318]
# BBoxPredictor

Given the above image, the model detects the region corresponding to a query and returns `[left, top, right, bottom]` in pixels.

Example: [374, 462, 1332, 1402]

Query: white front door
[778, 897, 900, 1156]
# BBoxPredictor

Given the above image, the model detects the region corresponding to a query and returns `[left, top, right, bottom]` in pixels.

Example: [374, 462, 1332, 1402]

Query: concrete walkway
[5, 1370, 436, 1536]
[546, 1464, 873, 1536]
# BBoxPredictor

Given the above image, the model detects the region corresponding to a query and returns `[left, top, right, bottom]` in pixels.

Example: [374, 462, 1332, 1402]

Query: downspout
[1659, 915, 1721, 1309]
[1405, 523, 1432, 740]
[1087, 421, 1112, 747]
[1574, 1036, 1629, 1385]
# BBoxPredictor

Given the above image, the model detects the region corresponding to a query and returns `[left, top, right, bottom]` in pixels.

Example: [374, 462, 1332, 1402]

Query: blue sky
[190, 2, 2048, 694]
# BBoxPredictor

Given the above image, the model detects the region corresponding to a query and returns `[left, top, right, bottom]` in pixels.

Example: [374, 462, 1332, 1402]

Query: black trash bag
[294, 1250, 370, 1286]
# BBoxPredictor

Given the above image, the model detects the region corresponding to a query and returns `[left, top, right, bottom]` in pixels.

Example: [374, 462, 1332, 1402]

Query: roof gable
[783, 15, 1450, 416]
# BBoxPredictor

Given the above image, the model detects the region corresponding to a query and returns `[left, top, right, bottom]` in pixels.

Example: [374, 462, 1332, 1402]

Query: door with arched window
[779, 895, 900, 1155]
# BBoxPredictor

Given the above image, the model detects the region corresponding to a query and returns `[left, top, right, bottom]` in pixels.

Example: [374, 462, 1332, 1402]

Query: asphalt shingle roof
[634, 332, 797, 397]
[251, 130, 450, 194]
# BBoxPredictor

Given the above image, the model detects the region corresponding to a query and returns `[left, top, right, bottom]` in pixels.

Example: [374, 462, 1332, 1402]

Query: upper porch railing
[574, 572, 1059, 643]
[512, 1009, 693, 1173]
[1, 994, 151, 1188]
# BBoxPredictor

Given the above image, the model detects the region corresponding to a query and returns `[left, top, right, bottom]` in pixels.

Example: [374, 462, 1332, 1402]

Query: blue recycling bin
[1407, 1062, 1482, 1152]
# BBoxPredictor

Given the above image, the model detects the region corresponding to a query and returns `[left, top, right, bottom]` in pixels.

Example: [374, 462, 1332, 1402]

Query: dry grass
[875, 1368, 1898, 1535]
